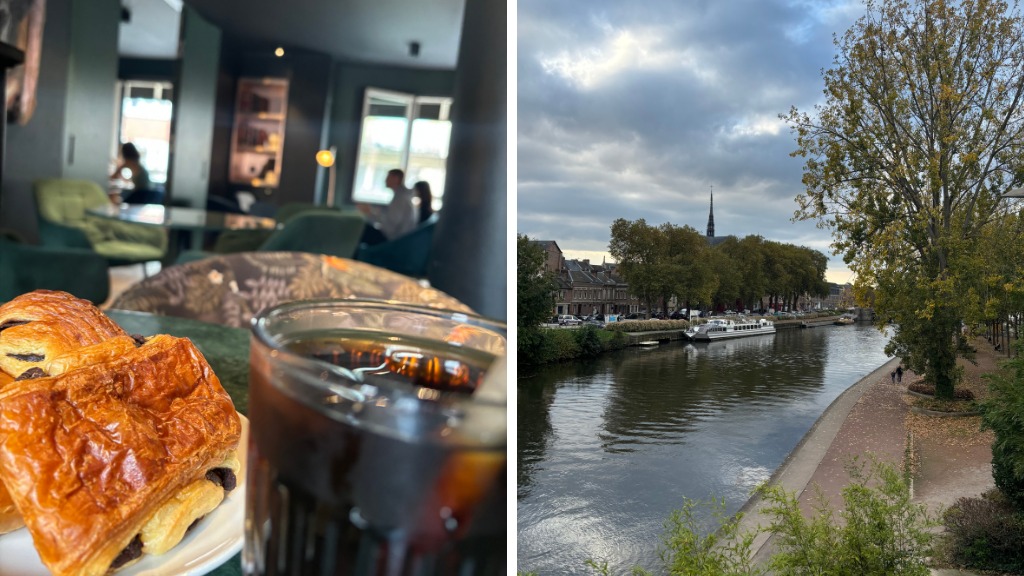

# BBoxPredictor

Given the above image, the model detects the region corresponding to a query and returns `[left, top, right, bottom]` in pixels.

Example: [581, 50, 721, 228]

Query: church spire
[706, 185, 715, 238]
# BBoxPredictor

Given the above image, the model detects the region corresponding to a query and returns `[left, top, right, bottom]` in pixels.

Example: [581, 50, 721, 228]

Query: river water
[517, 324, 893, 575]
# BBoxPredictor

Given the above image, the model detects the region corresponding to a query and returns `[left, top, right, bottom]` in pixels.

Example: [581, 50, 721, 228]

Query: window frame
[352, 87, 453, 206]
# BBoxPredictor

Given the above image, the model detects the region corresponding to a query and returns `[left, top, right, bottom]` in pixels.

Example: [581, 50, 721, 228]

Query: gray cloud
[516, 0, 864, 280]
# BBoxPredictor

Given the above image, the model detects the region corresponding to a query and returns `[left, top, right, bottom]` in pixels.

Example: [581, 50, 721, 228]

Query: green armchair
[33, 179, 167, 266]
[176, 210, 366, 264]
[0, 231, 109, 304]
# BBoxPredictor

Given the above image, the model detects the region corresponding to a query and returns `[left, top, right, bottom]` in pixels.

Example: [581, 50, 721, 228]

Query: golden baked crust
[0, 477, 20, 534]
[139, 478, 226, 555]
[0, 290, 128, 379]
[0, 334, 241, 576]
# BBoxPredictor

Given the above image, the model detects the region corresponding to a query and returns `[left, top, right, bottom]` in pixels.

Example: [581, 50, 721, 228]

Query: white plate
[0, 415, 248, 576]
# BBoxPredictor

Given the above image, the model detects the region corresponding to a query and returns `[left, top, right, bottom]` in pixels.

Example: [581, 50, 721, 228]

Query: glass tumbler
[244, 299, 507, 575]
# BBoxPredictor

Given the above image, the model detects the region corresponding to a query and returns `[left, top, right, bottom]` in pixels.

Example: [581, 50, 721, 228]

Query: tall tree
[517, 234, 557, 331]
[609, 219, 667, 316]
[784, 0, 1024, 398]
[663, 224, 716, 312]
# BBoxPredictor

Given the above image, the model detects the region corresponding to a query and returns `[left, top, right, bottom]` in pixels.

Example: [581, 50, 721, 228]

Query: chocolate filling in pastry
[0, 319, 29, 333]
[130, 334, 147, 347]
[110, 535, 143, 570]
[5, 353, 43, 362]
[15, 367, 46, 381]
[205, 468, 237, 492]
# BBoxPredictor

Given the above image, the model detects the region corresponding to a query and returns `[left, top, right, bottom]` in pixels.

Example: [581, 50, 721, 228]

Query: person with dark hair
[357, 168, 417, 245]
[110, 142, 152, 192]
[414, 181, 434, 224]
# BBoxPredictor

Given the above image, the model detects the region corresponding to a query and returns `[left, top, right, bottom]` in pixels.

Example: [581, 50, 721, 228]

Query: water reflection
[517, 325, 892, 575]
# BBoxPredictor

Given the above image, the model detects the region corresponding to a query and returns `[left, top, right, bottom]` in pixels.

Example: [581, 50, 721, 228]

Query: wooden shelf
[229, 77, 288, 187]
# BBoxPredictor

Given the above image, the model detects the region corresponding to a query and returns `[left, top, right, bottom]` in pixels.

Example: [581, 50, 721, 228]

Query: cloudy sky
[516, 0, 867, 283]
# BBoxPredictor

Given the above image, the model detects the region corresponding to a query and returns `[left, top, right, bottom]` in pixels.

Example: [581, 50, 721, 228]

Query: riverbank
[738, 341, 1001, 573]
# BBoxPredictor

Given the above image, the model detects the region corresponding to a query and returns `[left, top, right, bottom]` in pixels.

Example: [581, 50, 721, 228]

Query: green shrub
[941, 489, 1024, 572]
[606, 320, 691, 332]
[518, 326, 548, 365]
[758, 457, 935, 576]
[604, 330, 628, 351]
[654, 497, 763, 576]
[546, 328, 580, 361]
[585, 497, 762, 576]
[981, 348, 1024, 509]
[577, 459, 932, 576]
[575, 325, 604, 357]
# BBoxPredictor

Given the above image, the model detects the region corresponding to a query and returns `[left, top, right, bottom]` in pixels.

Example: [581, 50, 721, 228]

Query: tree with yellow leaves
[785, 0, 1024, 398]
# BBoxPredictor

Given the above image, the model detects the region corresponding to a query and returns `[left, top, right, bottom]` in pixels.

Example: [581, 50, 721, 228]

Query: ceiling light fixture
[274, 47, 285, 57]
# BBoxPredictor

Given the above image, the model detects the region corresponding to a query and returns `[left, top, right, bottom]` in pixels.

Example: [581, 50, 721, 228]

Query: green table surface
[108, 309, 249, 576]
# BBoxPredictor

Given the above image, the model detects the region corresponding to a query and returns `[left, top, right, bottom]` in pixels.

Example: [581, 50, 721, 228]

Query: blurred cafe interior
[0, 0, 506, 321]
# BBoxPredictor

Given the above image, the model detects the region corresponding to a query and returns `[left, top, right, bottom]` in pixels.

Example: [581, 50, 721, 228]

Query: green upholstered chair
[176, 210, 366, 264]
[274, 202, 341, 224]
[202, 204, 346, 254]
[0, 230, 109, 304]
[33, 179, 167, 266]
[355, 213, 438, 278]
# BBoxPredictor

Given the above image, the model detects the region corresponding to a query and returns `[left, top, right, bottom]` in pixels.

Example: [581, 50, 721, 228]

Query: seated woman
[111, 143, 162, 204]
[414, 181, 434, 224]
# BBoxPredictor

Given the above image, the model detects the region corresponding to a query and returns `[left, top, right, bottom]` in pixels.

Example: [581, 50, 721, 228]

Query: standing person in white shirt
[357, 169, 418, 245]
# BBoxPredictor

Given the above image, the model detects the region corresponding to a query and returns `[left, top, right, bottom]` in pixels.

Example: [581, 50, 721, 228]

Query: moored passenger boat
[689, 318, 776, 341]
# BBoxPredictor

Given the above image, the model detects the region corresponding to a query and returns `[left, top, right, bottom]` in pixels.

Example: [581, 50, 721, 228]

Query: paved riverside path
[736, 358, 990, 575]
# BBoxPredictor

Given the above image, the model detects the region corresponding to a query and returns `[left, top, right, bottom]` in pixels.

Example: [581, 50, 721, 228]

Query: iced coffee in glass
[244, 299, 506, 575]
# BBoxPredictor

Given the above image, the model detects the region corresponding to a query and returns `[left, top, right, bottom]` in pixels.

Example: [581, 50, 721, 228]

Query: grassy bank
[519, 325, 628, 365]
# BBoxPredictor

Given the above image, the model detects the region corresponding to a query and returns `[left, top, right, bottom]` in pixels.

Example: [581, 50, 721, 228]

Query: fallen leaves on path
[905, 410, 992, 447]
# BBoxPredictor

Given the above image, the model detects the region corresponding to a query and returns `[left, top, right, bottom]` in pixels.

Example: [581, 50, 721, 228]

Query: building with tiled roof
[526, 240, 639, 316]
[527, 239, 564, 275]
[559, 258, 637, 317]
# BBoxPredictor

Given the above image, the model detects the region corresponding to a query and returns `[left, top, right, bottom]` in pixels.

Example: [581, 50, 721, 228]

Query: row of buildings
[529, 194, 854, 318]
[529, 238, 855, 318]
[530, 240, 640, 317]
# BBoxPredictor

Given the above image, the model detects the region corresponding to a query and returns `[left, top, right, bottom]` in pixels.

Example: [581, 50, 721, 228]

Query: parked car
[557, 314, 581, 326]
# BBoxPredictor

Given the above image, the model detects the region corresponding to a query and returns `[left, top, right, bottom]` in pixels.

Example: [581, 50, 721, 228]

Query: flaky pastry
[0, 334, 241, 576]
[0, 289, 129, 379]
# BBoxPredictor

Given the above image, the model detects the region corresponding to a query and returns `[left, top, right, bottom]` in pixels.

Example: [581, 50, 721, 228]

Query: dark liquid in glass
[244, 333, 506, 576]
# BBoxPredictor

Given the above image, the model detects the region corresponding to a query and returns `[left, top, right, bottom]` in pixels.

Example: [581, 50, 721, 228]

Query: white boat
[689, 318, 776, 341]
[638, 340, 659, 348]
[834, 314, 855, 326]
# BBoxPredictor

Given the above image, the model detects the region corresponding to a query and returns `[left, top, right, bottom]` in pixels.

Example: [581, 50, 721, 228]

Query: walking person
[891, 370, 897, 384]
[896, 365, 903, 385]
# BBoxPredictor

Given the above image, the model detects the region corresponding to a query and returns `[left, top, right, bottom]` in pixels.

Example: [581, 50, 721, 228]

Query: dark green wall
[168, 6, 220, 208]
[62, 0, 119, 184]
[326, 63, 456, 205]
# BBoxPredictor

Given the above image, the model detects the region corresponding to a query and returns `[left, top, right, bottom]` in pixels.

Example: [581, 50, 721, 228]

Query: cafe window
[352, 88, 452, 210]
[112, 80, 173, 185]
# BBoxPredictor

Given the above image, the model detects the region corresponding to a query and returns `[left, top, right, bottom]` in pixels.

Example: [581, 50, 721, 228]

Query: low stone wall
[622, 330, 690, 346]
[798, 317, 836, 329]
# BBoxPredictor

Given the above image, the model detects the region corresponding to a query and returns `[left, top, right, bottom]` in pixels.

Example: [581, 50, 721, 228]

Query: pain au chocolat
[0, 289, 134, 381]
[0, 290, 139, 535]
[0, 291, 241, 575]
